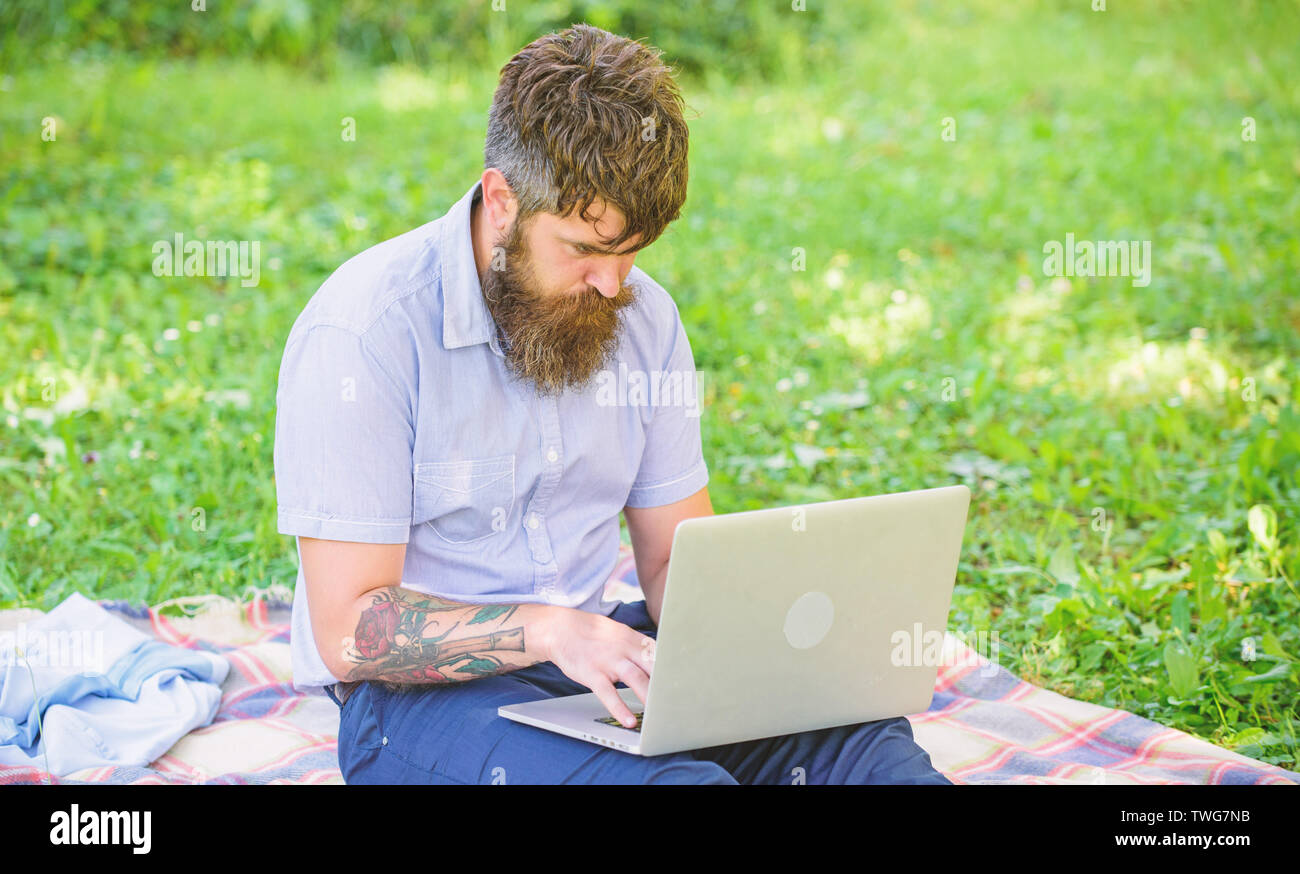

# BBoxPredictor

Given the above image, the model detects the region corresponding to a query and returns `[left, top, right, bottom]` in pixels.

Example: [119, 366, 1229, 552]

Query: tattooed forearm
[339, 587, 549, 689]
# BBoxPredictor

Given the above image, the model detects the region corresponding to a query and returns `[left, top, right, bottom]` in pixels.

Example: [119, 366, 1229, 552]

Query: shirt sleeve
[625, 309, 710, 508]
[273, 323, 415, 543]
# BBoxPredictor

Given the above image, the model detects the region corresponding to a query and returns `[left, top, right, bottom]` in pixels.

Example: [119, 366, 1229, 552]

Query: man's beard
[479, 215, 637, 396]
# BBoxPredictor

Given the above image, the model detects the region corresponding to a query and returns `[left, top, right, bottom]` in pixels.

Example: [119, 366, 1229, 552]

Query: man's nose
[585, 259, 628, 298]
[586, 271, 620, 298]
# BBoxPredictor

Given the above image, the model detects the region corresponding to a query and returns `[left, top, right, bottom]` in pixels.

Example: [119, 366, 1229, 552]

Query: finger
[620, 629, 655, 670]
[634, 635, 657, 676]
[613, 657, 651, 709]
[587, 674, 637, 729]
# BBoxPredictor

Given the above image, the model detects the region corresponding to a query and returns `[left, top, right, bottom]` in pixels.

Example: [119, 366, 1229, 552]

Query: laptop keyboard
[595, 712, 645, 732]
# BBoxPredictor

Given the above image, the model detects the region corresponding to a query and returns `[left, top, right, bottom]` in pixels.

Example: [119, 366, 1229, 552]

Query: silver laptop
[497, 484, 971, 756]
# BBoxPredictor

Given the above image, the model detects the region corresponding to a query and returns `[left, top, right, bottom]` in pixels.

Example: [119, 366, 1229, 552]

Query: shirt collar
[440, 179, 503, 355]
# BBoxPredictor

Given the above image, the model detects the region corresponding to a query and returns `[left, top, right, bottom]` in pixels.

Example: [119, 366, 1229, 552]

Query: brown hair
[484, 23, 690, 251]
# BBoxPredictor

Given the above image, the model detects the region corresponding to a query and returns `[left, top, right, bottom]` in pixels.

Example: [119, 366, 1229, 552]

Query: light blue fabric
[274, 180, 709, 691]
[0, 592, 229, 776]
[1, 638, 223, 748]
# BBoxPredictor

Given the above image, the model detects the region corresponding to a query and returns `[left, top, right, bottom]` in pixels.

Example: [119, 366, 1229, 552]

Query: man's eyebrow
[559, 235, 641, 256]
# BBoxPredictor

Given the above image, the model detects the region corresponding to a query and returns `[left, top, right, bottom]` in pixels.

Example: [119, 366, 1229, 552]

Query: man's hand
[544, 607, 655, 729]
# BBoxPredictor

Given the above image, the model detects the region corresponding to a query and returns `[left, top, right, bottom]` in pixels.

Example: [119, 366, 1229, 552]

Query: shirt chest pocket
[413, 454, 516, 544]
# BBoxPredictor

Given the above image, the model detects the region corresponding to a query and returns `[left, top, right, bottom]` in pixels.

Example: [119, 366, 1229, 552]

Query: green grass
[1, 1, 1298, 769]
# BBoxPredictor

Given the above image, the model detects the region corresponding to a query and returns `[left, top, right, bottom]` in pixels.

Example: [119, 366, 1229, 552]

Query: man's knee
[852, 716, 950, 784]
[489, 739, 738, 785]
[471, 715, 739, 784]
[639, 755, 736, 785]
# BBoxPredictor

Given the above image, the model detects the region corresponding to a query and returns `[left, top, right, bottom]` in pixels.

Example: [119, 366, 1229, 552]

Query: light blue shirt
[273, 180, 709, 691]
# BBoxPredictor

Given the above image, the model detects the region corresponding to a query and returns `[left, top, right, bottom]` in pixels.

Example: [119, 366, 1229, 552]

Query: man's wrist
[527, 602, 564, 663]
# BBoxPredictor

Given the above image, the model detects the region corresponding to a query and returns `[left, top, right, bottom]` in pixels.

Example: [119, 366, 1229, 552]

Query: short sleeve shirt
[273, 180, 708, 690]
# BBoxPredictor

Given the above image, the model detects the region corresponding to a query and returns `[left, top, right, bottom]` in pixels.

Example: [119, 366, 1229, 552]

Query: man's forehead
[548, 197, 642, 252]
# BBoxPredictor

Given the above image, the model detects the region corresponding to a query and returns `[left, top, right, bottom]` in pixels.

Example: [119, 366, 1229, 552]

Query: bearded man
[273, 23, 949, 785]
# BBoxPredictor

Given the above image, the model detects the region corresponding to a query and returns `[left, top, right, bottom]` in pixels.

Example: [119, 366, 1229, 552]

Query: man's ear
[481, 168, 517, 230]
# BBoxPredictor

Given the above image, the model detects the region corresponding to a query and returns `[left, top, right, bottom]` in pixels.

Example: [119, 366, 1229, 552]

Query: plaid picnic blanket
[2, 545, 1296, 785]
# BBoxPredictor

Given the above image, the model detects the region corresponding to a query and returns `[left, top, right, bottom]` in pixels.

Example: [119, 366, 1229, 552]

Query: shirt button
[382, 736, 388, 746]
[528, 515, 540, 530]
[546, 448, 558, 463]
